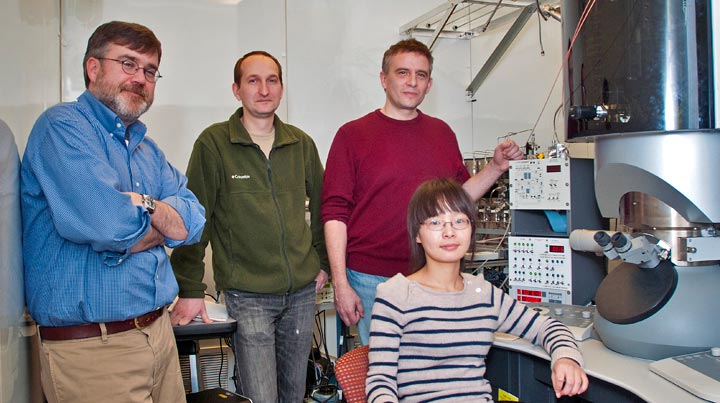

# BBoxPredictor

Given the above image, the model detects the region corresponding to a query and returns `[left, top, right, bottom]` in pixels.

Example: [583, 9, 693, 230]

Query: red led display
[520, 296, 542, 303]
[546, 165, 561, 173]
[549, 245, 565, 253]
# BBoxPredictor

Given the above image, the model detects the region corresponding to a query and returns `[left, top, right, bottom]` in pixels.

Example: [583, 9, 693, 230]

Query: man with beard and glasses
[20, 21, 205, 403]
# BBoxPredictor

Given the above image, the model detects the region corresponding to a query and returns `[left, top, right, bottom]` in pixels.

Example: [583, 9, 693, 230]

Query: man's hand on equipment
[170, 298, 211, 325]
[492, 140, 524, 171]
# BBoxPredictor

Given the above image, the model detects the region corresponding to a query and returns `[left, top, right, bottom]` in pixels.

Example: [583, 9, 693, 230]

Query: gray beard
[94, 80, 152, 124]
[105, 94, 149, 124]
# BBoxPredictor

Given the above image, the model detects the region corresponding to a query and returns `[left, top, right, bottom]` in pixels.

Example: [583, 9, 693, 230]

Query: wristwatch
[141, 194, 156, 214]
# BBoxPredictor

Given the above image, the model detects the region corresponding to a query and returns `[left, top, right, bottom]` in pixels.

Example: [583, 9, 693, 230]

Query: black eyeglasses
[421, 217, 471, 231]
[97, 57, 162, 82]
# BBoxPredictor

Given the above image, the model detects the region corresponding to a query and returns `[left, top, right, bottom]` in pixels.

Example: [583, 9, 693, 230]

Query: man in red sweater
[321, 38, 523, 344]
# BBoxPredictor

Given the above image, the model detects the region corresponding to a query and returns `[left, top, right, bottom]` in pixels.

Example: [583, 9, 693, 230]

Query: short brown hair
[382, 38, 434, 75]
[407, 178, 477, 272]
[83, 21, 162, 88]
[233, 51, 283, 85]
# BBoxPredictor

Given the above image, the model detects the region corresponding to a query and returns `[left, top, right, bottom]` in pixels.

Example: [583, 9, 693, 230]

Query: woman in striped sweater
[366, 178, 588, 402]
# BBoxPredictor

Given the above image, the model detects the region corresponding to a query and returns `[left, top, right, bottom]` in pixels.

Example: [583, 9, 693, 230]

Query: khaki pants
[39, 309, 186, 403]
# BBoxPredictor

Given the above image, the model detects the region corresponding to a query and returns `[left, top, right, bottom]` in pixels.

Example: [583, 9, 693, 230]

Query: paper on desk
[194, 301, 229, 322]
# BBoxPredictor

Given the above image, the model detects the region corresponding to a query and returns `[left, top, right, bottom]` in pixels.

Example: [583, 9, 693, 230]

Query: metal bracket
[466, 4, 535, 96]
[676, 237, 720, 263]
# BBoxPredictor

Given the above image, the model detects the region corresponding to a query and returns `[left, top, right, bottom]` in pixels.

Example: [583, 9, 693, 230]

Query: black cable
[313, 312, 325, 359]
[316, 310, 330, 360]
[218, 337, 224, 388]
[535, 0, 548, 21]
[223, 335, 238, 390]
[309, 309, 337, 394]
[536, 4, 545, 56]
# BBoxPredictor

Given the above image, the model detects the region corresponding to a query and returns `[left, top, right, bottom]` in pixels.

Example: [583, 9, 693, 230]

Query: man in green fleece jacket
[169, 50, 329, 403]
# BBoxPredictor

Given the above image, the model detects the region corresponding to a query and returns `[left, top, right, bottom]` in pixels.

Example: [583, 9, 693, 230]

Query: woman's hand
[551, 357, 589, 398]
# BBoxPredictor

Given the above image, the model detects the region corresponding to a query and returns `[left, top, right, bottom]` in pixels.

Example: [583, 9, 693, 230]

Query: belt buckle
[133, 316, 146, 330]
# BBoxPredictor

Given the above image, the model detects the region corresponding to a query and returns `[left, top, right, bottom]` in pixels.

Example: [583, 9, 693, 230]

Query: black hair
[407, 178, 477, 272]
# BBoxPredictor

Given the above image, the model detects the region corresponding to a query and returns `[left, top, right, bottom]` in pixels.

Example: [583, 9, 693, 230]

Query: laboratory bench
[487, 334, 708, 402]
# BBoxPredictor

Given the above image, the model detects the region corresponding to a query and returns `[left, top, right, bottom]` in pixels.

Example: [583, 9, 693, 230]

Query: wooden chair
[334, 345, 370, 403]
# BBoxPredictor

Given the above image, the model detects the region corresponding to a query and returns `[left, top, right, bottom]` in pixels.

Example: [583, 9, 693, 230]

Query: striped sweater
[366, 273, 584, 403]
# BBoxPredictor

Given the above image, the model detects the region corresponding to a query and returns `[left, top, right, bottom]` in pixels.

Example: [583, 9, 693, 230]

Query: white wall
[285, 0, 472, 161]
[0, 0, 59, 156]
[55, 0, 477, 170]
[4, 0, 588, 163]
[59, 0, 288, 172]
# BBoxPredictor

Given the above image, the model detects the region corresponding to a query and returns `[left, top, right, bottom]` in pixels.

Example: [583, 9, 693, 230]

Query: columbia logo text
[231, 174, 250, 179]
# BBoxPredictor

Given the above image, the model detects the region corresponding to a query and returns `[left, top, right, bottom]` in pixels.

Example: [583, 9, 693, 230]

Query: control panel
[525, 302, 595, 341]
[650, 349, 720, 402]
[509, 236, 572, 304]
[509, 157, 571, 210]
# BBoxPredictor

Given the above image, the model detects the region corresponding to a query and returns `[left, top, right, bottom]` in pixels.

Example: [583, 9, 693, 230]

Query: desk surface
[493, 334, 707, 403]
[173, 319, 237, 341]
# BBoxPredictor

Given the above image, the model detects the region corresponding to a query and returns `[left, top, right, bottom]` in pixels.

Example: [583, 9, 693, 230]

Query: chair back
[334, 345, 370, 403]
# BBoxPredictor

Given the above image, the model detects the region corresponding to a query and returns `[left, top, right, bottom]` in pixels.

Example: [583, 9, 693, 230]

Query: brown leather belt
[39, 308, 164, 341]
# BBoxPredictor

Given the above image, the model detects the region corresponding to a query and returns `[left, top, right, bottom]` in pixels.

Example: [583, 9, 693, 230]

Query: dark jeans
[224, 282, 316, 403]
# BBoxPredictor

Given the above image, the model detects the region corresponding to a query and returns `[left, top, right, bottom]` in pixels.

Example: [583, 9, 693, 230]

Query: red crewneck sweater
[321, 109, 470, 277]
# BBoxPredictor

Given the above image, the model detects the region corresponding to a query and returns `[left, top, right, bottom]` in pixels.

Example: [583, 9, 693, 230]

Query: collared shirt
[21, 90, 205, 327]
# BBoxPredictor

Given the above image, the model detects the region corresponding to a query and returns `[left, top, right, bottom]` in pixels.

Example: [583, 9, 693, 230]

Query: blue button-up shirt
[21, 90, 205, 327]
